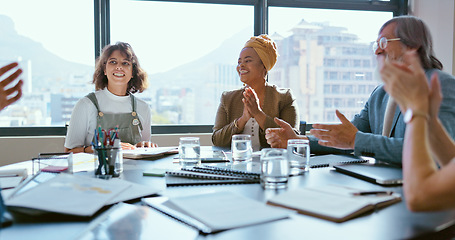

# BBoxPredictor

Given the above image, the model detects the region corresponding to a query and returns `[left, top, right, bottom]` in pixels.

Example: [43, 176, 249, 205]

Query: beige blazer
[212, 84, 299, 149]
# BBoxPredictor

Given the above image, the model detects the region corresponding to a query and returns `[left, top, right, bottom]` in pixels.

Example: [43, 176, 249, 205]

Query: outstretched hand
[265, 117, 301, 148]
[310, 110, 357, 150]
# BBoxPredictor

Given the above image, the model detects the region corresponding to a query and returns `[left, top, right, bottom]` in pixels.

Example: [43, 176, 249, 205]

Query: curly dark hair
[93, 42, 148, 93]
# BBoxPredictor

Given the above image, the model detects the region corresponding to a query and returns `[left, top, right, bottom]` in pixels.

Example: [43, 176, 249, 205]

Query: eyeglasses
[372, 37, 401, 53]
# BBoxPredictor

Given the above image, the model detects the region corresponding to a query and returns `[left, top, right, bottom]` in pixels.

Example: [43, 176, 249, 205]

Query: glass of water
[179, 137, 201, 167]
[287, 139, 310, 175]
[231, 134, 253, 161]
[260, 148, 289, 189]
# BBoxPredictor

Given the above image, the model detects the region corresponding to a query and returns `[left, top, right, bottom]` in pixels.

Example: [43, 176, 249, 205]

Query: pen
[352, 191, 393, 196]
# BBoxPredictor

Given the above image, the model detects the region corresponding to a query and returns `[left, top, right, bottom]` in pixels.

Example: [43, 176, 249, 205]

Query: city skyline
[0, 10, 388, 126]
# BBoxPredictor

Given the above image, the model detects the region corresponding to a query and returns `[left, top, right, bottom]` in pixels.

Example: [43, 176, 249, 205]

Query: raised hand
[0, 62, 23, 111]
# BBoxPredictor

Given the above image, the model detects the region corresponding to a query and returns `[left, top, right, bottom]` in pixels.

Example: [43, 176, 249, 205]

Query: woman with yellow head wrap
[212, 34, 299, 151]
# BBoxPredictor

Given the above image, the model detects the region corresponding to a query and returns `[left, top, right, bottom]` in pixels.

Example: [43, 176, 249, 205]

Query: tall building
[271, 19, 379, 123]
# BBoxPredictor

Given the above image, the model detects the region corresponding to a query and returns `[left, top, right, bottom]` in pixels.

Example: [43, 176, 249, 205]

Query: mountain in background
[0, 15, 92, 79]
[149, 27, 251, 88]
[0, 13, 251, 91]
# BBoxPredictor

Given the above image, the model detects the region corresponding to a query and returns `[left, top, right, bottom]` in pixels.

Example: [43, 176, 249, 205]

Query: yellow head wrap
[243, 34, 278, 72]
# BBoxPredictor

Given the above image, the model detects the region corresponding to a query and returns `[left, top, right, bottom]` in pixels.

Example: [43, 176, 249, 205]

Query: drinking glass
[231, 134, 253, 161]
[287, 139, 310, 175]
[260, 148, 289, 189]
[179, 137, 201, 167]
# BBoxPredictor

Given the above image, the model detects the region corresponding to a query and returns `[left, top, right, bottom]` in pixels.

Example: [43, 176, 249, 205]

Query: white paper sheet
[167, 191, 293, 232]
[5, 173, 131, 216]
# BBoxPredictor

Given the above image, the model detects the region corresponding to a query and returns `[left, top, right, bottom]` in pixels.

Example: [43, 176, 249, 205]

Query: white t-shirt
[64, 88, 152, 149]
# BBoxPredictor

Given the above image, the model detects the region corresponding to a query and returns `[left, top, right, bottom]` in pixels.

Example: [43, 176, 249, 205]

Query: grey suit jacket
[310, 68, 455, 165]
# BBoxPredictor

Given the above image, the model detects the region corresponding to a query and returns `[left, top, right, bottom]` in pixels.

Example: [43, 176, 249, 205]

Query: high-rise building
[271, 19, 379, 123]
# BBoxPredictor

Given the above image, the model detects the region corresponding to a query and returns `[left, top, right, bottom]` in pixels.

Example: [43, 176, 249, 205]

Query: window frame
[4, 0, 407, 136]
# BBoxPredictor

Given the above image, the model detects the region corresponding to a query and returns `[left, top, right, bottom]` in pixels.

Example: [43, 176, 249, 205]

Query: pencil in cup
[94, 146, 121, 177]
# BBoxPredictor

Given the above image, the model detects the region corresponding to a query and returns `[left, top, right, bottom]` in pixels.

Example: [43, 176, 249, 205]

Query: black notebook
[333, 163, 403, 186]
[165, 167, 260, 187]
[309, 154, 368, 168]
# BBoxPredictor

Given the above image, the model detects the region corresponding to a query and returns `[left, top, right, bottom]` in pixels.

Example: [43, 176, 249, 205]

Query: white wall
[410, 0, 455, 75]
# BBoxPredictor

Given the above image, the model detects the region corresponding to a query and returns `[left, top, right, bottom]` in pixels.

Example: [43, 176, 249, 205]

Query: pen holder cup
[94, 147, 122, 179]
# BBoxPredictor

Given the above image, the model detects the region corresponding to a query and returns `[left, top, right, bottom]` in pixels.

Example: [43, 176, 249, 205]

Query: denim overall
[86, 93, 143, 145]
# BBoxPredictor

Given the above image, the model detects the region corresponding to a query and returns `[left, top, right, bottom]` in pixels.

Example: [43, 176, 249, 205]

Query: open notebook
[267, 184, 401, 223]
[123, 147, 179, 160]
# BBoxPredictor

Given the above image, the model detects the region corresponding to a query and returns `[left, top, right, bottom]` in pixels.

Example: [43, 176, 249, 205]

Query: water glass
[287, 139, 310, 174]
[231, 134, 253, 161]
[179, 137, 201, 167]
[260, 148, 289, 189]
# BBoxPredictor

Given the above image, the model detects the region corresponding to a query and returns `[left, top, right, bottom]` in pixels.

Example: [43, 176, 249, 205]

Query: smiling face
[375, 22, 407, 61]
[236, 47, 267, 86]
[104, 50, 133, 95]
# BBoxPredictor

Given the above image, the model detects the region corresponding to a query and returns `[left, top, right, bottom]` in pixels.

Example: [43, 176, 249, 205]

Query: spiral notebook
[309, 154, 368, 168]
[165, 167, 260, 186]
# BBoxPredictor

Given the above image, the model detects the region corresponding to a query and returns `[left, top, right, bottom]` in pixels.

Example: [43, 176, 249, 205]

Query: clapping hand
[0, 62, 23, 111]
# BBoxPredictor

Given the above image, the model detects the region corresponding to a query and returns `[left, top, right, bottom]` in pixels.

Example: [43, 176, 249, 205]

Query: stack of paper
[123, 147, 178, 160]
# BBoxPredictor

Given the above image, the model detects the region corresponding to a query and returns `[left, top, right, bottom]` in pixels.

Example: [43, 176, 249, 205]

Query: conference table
[1, 147, 455, 240]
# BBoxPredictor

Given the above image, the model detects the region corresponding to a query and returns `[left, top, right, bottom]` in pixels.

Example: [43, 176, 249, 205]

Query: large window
[0, 0, 402, 132]
[0, 0, 94, 127]
[110, 0, 253, 125]
[268, 7, 392, 123]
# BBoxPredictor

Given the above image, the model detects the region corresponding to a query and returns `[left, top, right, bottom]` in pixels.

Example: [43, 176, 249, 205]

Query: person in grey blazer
[265, 16, 455, 165]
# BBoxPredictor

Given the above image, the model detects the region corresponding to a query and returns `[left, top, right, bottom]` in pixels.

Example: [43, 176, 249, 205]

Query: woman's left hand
[136, 141, 158, 148]
[121, 142, 137, 150]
